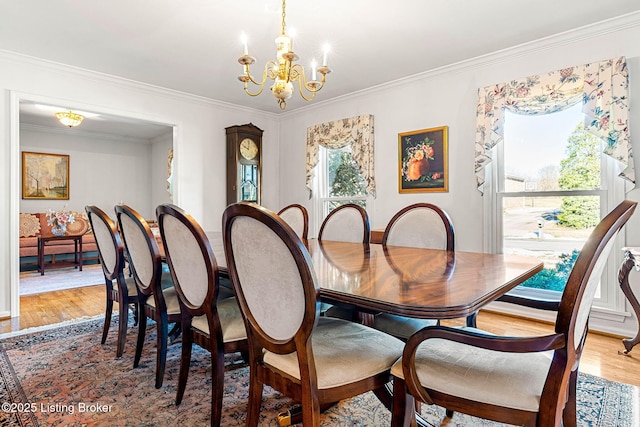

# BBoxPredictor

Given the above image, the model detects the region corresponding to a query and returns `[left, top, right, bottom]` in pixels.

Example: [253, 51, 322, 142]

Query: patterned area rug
[0, 317, 637, 426]
[19, 264, 104, 296]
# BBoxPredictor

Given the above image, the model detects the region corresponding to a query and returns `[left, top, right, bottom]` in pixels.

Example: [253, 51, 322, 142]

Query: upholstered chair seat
[123, 277, 138, 297]
[145, 286, 181, 315]
[391, 337, 554, 412]
[190, 298, 247, 343]
[264, 317, 402, 389]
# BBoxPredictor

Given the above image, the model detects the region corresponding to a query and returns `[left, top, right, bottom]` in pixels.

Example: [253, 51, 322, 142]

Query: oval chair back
[277, 203, 309, 241]
[318, 203, 370, 243]
[382, 203, 454, 250]
[85, 205, 137, 358]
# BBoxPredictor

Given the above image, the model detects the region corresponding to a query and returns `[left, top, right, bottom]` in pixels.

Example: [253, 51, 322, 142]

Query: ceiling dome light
[55, 110, 84, 127]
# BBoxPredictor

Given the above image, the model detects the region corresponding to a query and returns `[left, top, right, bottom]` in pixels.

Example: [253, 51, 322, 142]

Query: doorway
[10, 92, 175, 317]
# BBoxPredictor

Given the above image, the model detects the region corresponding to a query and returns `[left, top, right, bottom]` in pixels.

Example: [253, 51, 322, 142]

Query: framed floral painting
[22, 151, 70, 200]
[398, 126, 448, 193]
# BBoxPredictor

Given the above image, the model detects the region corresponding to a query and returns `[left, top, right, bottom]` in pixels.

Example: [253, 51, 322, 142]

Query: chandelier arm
[243, 83, 266, 97]
[245, 61, 277, 87]
[290, 64, 325, 100]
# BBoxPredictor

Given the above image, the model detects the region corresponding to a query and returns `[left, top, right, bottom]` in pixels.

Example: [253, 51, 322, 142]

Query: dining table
[207, 231, 543, 321]
[205, 231, 544, 426]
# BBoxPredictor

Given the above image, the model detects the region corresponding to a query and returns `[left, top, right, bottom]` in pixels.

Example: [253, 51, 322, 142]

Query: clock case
[225, 123, 263, 205]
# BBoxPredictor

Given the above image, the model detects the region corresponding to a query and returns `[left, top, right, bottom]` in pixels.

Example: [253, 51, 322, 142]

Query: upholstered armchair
[390, 200, 637, 427]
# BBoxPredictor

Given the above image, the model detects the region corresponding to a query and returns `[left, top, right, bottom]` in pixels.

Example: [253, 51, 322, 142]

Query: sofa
[19, 212, 99, 270]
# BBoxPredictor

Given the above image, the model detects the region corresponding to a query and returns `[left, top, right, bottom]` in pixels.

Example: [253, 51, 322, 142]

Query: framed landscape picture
[22, 151, 70, 200]
[398, 126, 448, 193]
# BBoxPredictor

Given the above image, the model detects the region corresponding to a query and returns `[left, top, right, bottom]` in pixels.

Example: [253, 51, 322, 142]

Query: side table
[38, 234, 83, 276]
[618, 247, 640, 354]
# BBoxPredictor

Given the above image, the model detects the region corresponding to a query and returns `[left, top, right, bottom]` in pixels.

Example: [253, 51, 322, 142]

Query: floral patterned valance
[475, 56, 632, 193]
[306, 114, 375, 197]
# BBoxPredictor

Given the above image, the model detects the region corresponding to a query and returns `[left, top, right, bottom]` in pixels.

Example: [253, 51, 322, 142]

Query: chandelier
[55, 110, 84, 127]
[237, 0, 331, 110]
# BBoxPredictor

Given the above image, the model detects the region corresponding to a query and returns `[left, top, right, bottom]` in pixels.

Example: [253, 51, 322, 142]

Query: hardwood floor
[2, 287, 640, 387]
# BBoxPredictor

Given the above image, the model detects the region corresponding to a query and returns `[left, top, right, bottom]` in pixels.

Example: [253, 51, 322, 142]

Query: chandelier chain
[281, 0, 286, 35]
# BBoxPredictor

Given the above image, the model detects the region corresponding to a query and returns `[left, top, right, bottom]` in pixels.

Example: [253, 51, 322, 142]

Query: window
[475, 58, 631, 319]
[488, 103, 625, 308]
[306, 115, 375, 235]
[314, 145, 368, 229]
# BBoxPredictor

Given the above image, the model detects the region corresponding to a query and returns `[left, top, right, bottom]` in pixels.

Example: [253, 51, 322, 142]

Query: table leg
[619, 251, 640, 354]
[38, 238, 45, 275]
[78, 236, 83, 271]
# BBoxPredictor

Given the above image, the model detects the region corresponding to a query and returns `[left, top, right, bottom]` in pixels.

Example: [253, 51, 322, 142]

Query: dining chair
[390, 199, 637, 427]
[85, 205, 139, 358]
[373, 203, 454, 340]
[318, 203, 370, 243]
[277, 203, 309, 241]
[222, 202, 404, 427]
[114, 204, 179, 389]
[156, 203, 247, 427]
[318, 203, 370, 318]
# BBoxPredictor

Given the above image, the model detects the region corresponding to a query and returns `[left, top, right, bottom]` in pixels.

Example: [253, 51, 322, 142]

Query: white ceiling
[4, 1, 640, 137]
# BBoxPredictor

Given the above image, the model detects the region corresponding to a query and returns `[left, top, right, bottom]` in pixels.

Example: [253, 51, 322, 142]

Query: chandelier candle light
[238, 0, 331, 110]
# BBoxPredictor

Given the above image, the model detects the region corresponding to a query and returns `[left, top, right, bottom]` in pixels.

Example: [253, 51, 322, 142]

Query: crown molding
[283, 11, 640, 117]
[0, 49, 279, 120]
[20, 123, 156, 145]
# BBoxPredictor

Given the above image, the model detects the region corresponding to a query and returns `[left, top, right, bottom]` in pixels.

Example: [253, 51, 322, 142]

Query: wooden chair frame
[223, 203, 399, 427]
[85, 205, 139, 358]
[115, 204, 180, 389]
[391, 200, 637, 427]
[156, 203, 248, 427]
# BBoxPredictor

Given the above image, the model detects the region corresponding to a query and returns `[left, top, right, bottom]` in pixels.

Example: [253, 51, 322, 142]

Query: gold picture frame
[22, 151, 70, 200]
[398, 126, 448, 193]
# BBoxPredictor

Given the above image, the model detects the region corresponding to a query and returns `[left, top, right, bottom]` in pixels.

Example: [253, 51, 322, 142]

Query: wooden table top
[205, 231, 543, 320]
[307, 240, 543, 320]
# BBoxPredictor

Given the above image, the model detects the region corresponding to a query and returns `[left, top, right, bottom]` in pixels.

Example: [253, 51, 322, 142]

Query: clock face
[239, 138, 259, 160]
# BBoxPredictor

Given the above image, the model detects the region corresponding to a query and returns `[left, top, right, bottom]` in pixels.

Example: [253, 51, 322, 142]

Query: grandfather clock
[226, 123, 263, 205]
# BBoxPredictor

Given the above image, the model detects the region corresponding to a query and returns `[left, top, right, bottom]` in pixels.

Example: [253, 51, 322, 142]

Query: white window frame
[312, 145, 371, 237]
[483, 120, 629, 323]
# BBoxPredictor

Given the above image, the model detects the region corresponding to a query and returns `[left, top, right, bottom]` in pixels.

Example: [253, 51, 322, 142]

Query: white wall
[0, 51, 280, 318]
[151, 132, 174, 214]
[20, 127, 161, 218]
[277, 14, 640, 335]
[3, 14, 640, 336]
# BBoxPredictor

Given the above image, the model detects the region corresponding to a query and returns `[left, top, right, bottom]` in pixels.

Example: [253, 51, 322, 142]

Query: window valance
[475, 56, 632, 193]
[306, 114, 376, 197]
